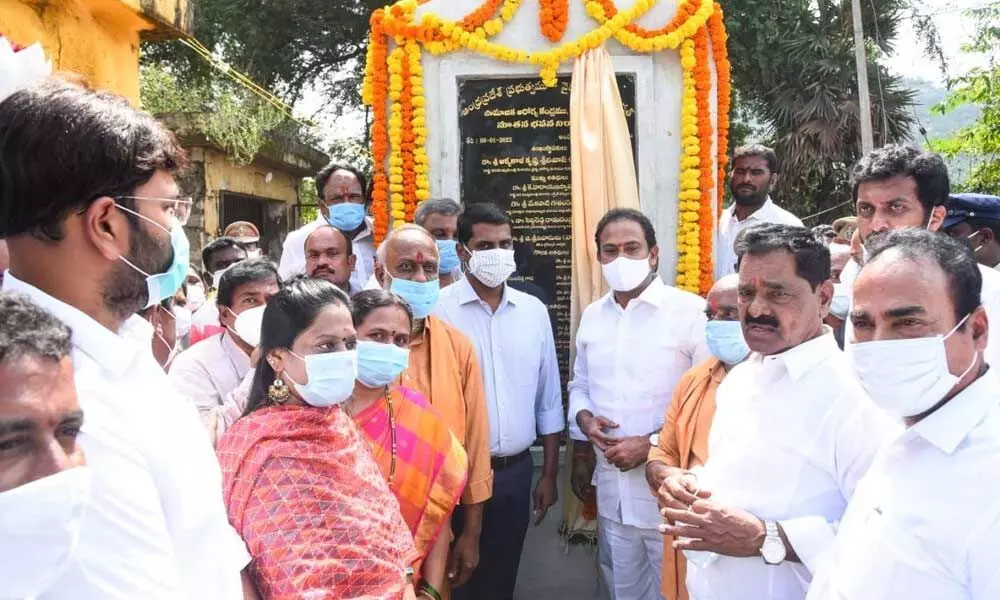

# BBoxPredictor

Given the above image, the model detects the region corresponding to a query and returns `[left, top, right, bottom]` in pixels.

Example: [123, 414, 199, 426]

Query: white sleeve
[278, 229, 305, 280]
[535, 306, 566, 437]
[567, 316, 593, 441]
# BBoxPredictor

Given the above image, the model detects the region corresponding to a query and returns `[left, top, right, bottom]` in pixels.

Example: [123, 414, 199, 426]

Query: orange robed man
[645, 274, 749, 600]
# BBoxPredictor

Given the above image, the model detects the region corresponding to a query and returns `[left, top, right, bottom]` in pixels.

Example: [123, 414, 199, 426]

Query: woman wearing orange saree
[217, 278, 419, 599]
[345, 290, 468, 600]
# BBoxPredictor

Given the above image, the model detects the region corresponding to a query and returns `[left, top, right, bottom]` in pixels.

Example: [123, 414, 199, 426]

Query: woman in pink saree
[217, 277, 418, 599]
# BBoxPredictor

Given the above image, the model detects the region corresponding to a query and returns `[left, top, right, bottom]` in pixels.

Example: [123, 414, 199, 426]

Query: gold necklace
[386, 385, 397, 483]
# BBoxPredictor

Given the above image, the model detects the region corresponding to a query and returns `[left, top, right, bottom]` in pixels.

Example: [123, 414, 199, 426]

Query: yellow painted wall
[0, 0, 190, 103]
[193, 147, 301, 236]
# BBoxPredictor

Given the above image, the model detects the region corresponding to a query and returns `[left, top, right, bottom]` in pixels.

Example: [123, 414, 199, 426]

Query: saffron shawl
[218, 404, 419, 599]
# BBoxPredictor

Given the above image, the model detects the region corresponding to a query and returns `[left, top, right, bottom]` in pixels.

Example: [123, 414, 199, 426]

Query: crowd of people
[2, 76, 1000, 600]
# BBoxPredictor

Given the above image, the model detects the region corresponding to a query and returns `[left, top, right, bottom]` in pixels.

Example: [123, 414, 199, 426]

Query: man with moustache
[304, 225, 356, 294]
[842, 145, 1000, 371]
[657, 224, 896, 600]
[715, 145, 803, 279]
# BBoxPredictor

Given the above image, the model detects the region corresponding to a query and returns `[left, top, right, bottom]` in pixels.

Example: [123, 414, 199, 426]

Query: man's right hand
[579, 413, 620, 452]
[656, 470, 711, 518]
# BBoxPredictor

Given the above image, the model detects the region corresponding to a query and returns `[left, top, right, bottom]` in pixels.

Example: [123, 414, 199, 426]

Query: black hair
[0, 78, 186, 241]
[201, 236, 247, 272]
[733, 144, 779, 174]
[306, 225, 353, 257]
[593, 207, 657, 252]
[734, 223, 831, 290]
[245, 276, 352, 415]
[315, 163, 369, 205]
[351, 289, 414, 329]
[0, 292, 72, 363]
[850, 145, 950, 217]
[217, 258, 280, 309]
[457, 202, 511, 245]
[866, 228, 981, 323]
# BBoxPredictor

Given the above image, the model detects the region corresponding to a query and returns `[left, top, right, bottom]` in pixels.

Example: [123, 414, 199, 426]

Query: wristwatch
[760, 521, 786, 565]
[649, 433, 659, 447]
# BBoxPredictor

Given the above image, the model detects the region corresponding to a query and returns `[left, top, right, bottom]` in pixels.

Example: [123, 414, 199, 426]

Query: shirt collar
[728, 196, 777, 224]
[2, 272, 136, 375]
[908, 370, 999, 455]
[602, 276, 667, 311]
[455, 276, 517, 309]
[757, 327, 839, 382]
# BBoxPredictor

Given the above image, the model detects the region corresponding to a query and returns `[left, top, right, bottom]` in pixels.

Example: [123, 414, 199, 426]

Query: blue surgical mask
[705, 320, 750, 366]
[387, 273, 440, 319]
[286, 350, 358, 408]
[326, 203, 366, 231]
[356, 340, 410, 388]
[437, 240, 460, 273]
[116, 206, 190, 308]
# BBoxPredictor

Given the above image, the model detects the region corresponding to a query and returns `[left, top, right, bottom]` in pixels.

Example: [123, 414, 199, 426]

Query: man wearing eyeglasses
[0, 79, 256, 599]
[278, 162, 376, 292]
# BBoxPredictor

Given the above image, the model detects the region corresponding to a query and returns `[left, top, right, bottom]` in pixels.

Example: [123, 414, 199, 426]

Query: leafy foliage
[931, 5, 1000, 195]
[723, 0, 926, 221]
[142, 0, 382, 116]
[140, 64, 287, 165]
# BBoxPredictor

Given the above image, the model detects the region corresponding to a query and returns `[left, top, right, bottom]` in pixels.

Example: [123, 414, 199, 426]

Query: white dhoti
[598, 516, 665, 600]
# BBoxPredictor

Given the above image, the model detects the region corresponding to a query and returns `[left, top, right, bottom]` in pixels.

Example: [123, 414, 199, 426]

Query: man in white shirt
[304, 225, 357, 295]
[169, 258, 279, 442]
[0, 78, 253, 599]
[435, 203, 564, 600]
[844, 145, 1000, 373]
[278, 163, 375, 291]
[657, 223, 896, 600]
[190, 237, 248, 345]
[569, 208, 710, 600]
[809, 228, 1000, 600]
[0, 292, 89, 599]
[715, 145, 803, 279]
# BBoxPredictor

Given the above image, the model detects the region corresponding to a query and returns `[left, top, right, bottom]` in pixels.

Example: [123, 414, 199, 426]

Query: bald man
[305, 225, 356, 295]
[374, 225, 492, 590]
[644, 274, 749, 600]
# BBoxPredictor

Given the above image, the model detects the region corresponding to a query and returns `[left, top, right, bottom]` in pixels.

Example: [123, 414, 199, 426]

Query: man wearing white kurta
[808, 228, 1000, 600]
[278, 163, 375, 291]
[657, 224, 896, 600]
[570, 208, 710, 600]
[169, 258, 279, 441]
[842, 145, 1000, 375]
[0, 80, 250, 598]
[715, 145, 802, 280]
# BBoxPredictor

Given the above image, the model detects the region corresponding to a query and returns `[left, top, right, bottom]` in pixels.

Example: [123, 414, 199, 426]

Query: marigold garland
[676, 37, 701, 294]
[363, 0, 732, 284]
[363, 10, 390, 243]
[693, 25, 714, 294]
[540, 0, 570, 43]
[709, 2, 731, 218]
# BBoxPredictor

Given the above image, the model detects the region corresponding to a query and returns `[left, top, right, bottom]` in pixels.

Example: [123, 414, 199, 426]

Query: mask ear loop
[114, 204, 173, 275]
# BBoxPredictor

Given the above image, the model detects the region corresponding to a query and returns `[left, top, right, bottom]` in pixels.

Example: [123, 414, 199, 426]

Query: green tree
[723, 0, 932, 221]
[932, 4, 1000, 195]
[142, 0, 381, 116]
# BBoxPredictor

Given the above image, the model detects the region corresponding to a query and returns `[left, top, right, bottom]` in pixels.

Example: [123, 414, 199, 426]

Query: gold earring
[268, 377, 290, 404]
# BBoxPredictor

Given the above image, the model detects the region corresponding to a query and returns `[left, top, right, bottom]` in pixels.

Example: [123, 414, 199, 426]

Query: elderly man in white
[656, 223, 896, 600]
[808, 229, 1000, 600]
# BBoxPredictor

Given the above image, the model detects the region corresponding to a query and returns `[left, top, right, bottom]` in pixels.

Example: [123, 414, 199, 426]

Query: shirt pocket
[628, 340, 688, 398]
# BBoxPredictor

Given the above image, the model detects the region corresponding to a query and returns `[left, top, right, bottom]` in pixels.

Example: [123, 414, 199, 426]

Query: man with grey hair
[417, 198, 464, 286]
[374, 224, 492, 591]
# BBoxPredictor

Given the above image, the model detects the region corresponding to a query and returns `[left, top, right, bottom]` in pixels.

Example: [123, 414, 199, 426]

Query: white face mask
[850, 314, 978, 419]
[186, 283, 206, 312]
[0, 467, 91, 598]
[829, 282, 850, 319]
[601, 256, 651, 292]
[466, 247, 516, 288]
